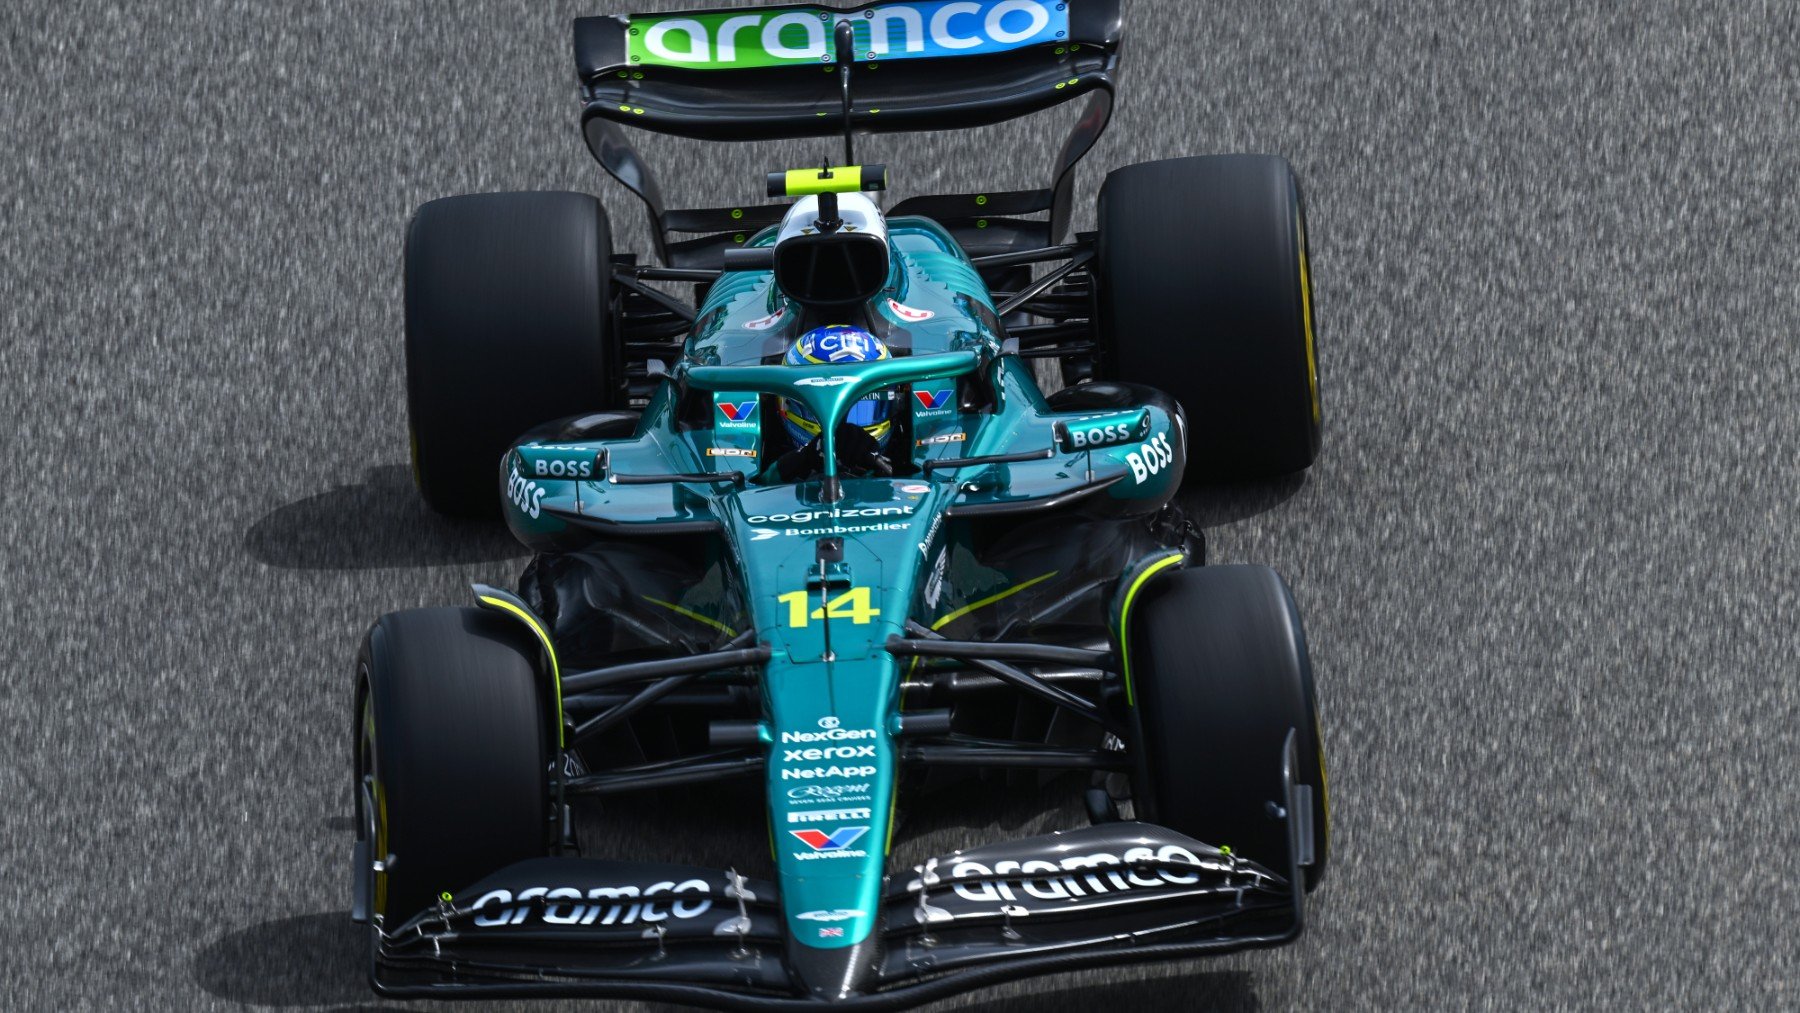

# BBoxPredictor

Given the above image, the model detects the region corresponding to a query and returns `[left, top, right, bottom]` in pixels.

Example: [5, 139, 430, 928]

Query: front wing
[368, 738, 1313, 1010]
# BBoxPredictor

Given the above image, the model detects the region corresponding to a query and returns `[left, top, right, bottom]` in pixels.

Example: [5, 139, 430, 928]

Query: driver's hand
[774, 437, 823, 482]
[833, 421, 882, 473]
[773, 424, 890, 482]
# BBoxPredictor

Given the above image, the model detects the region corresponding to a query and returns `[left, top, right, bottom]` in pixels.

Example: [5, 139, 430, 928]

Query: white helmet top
[776, 192, 888, 245]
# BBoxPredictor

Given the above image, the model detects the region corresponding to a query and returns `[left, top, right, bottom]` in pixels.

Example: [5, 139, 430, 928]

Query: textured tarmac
[3, 1, 1798, 1009]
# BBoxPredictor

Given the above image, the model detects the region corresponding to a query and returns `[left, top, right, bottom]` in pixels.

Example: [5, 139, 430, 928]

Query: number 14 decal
[777, 587, 881, 628]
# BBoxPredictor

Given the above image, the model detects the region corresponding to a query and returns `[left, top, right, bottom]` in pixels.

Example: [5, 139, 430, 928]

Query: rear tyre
[1096, 155, 1320, 480]
[406, 191, 616, 517]
[354, 607, 551, 926]
[1124, 565, 1330, 890]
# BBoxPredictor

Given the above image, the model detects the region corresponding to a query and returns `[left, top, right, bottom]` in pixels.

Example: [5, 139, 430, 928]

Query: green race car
[355, 2, 1329, 1006]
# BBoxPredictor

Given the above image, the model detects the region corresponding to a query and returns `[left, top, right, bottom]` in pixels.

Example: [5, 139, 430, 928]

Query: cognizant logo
[627, 2, 1071, 70]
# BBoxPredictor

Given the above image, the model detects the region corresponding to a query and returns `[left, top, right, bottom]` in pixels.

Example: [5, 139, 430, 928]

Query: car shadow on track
[192, 911, 1255, 1012]
[192, 911, 393, 1009]
[950, 970, 1260, 1011]
[1178, 472, 1308, 530]
[244, 465, 527, 570]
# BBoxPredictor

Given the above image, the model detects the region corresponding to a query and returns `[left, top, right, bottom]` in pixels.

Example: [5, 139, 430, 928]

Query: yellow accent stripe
[363, 698, 389, 916]
[643, 596, 738, 637]
[930, 570, 1059, 632]
[1315, 711, 1332, 847]
[479, 595, 565, 748]
[1298, 214, 1320, 426]
[901, 570, 1060, 704]
[884, 780, 899, 855]
[785, 407, 822, 436]
[1118, 553, 1185, 707]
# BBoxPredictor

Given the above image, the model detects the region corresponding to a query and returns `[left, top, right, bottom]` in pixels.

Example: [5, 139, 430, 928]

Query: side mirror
[721, 246, 776, 272]
[1053, 408, 1151, 452]
[513, 445, 607, 481]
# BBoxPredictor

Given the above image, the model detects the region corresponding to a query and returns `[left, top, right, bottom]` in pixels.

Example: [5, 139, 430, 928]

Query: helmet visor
[845, 393, 892, 428]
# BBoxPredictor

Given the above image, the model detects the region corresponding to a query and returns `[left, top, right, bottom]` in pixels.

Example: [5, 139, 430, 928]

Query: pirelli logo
[787, 807, 874, 824]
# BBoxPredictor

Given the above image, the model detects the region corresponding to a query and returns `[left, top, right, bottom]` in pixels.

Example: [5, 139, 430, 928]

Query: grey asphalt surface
[3, 0, 1797, 1009]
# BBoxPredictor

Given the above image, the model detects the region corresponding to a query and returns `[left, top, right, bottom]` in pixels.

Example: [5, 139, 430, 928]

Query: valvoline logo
[913, 388, 953, 411]
[717, 400, 758, 423]
[790, 827, 869, 852]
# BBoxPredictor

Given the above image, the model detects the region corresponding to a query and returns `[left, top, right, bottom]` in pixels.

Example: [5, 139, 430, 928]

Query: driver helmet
[779, 325, 896, 449]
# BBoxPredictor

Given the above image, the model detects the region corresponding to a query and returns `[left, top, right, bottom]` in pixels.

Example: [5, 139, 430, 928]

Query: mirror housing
[1053, 408, 1151, 452]
[513, 444, 607, 481]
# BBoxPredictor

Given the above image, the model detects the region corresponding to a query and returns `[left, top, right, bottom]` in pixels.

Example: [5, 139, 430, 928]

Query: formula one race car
[353, 2, 1329, 1007]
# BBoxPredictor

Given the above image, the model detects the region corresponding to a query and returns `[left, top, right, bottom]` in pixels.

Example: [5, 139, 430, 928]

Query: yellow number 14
[778, 587, 882, 628]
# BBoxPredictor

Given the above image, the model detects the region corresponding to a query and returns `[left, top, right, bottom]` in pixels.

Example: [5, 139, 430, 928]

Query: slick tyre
[354, 607, 551, 927]
[1124, 565, 1330, 890]
[1096, 155, 1321, 480]
[405, 191, 616, 517]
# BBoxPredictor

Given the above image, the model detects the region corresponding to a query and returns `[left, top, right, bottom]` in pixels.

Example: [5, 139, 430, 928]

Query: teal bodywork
[499, 217, 1184, 953]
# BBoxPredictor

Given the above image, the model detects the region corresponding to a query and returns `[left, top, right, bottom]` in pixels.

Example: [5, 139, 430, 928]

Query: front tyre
[1123, 565, 1330, 890]
[1097, 155, 1321, 480]
[354, 607, 551, 928]
[405, 191, 616, 517]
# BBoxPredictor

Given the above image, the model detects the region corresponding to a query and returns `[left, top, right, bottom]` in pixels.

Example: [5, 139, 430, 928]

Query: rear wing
[574, 1, 1120, 139]
[572, 1, 1122, 266]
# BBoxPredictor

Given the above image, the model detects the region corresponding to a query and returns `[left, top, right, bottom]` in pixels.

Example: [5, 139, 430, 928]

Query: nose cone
[786, 934, 882, 1000]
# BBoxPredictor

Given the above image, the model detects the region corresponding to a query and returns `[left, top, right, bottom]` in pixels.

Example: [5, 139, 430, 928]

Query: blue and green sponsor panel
[626, 1, 1072, 70]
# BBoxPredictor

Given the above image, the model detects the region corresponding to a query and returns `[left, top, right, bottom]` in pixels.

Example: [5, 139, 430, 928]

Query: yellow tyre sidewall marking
[1298, 212, 1321, 426]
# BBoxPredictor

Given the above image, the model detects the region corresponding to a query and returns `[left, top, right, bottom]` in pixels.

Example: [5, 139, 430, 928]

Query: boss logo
[1068, 422, 1132, 448]
[1057, 409, 1150, 451]
[506, 470, 546, 519]
[1125, 432, 1176, 484]
[530, 458, 594, 478]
